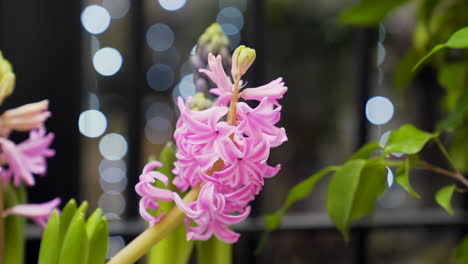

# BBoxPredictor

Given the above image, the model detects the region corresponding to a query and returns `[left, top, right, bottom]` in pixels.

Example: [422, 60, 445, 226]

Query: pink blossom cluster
[1, 100, 58, 228]
[136, 51, 287, 243]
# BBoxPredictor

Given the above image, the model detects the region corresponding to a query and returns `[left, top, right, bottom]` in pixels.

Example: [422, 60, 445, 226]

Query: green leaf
[87, 217, 108, 264]
[435, 184, 456, 215]
[339, 0, 409, 26]
[86, 208, 103, 239]
[393, 49, 420, 91]
[197, 237, 231, 264]
[58, 213, 89, 264]
[446, 26, 468, 48]
[76, 201, 89, 217]
[349, 141, 380, 160]
[436, 93, 468, 133]
[265, 166, 338, 231]
[327, 160, 386, 241]
[4, 184, 25, 264]
[57, 199, 77, 259]
[395, 156, 421, 198]
[412, 44, 446, 72]
[39, 210, 61, 264]
[450, 125, 468, 172]
[383, 124, 436, 155]
[456, 234, 468, 264]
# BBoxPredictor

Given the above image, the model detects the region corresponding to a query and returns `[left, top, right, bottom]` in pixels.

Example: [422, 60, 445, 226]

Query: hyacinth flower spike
[3, 197, 61, 228]
[109, 45, 287, 264]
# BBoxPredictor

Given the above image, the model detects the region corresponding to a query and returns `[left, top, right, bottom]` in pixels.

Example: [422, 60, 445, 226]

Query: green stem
[434, 137, 461, 174]
[107, 186, 201, 264]
[417, 160, 468, 187]
[197, 237, 232, 264]
[0, 179, 4, 264]
[227, 78, 241, 126]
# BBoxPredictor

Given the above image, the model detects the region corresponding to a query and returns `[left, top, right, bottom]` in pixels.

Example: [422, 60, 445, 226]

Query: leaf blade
[435, 184, 456, 215]
[383, 124, 436, 155]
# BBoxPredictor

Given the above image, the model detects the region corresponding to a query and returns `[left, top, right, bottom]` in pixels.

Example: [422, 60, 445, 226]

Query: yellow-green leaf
[383, 124, 435, 155]
[39, 210, 61, 264]
[435, 184, 456, 215]
[446, 27, 468, 48]
[395, 157, 421, 198]
[412, 44, 446, 72]
[339, 0, 409, 26]
[58, 213, 89, 264]
[87, 217, 108, 264]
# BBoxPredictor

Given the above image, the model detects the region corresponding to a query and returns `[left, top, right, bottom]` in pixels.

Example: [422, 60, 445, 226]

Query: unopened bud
[231, 45, 256, 80]
[0, 52, 15, 104]
[189, 92, 214, 110]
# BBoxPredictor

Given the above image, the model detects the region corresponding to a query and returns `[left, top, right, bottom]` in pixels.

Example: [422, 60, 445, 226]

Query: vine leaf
[327, 159, 386, 241]
[265, 166, 337, 231]
[383, 124, 436, 155]
[435, 184, 456, 215]
[349, 141, 380, 160]
[395, 156, 421, 198]
[339, 0, 409, 26]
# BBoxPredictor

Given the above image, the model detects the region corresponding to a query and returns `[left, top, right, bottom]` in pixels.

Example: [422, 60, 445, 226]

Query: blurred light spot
[365, 96, 394, 125]
[178, 74, 196, 98]
[147, 64, 175, 92]
[219, 0, 247, 12]
[146, 24, 174, 52]
[91, 36, 100, 55]
[88, 92, 100, 109]
[379, 23, 386, 42]
[220, 24, 241, 49]
[99, 133, 128, 160]
[107, 236, 126, 259]
[93, 47, 123, 76]
[145, 117, 172, 144]
[179, 60, 193, 77]
[81, 5, 111, 35]
[379, 186, 406, 209]
[99, 159, 127, 174]
[190, 45, 197, 56]
[103, 0, 130, 19]
[379, 130, 392, 148]
[377, 67, 384, 85]
[159, 0, 186, 11]
[377, 43, 386, 66]
[79, 110, 107, 138]
[217, 7, 244, 30]
[99, 192, 126, 215]
[172, 84, 181, 105]
[100, 174, 127, 193]
[387, 167, 394, 187]
[100, 167, 126, 183]
[145, 102, 174, 122]
[151, 47, 180, 67]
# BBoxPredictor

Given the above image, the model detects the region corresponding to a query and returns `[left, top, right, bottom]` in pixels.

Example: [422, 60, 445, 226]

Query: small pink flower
[173, 183, 250, 243]
[199, 54, 233, 106]
[135, 161, 174, 227]
[0, 100, 51, 137]
[1, 127, 55, 186]
[239, 77, 287, 106]
[3, 197, 61, 228]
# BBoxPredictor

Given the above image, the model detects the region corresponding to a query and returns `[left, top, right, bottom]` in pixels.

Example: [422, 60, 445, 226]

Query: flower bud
[231, 45, 256, 80]
[0, 52, 15, 104]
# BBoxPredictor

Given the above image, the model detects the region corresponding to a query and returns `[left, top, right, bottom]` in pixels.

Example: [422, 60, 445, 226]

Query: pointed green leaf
[412, 44, 446, 72]
[86, 208, 103, 238]
[383, 124, 436, 155]
[446, 26, 468, 48]
[395, 157, 421, 198]
[59, 199, 77, 238]
[435, 185, 456, 215]
[456, 234, 468, 264]
[58, 213, 89, 264]
[4, 183, 25, 264]
[39, 210, 61, 264]
[87, 217, 108, 264]
[76, 201, 89, 217]
[265, 166, 337, 231]
[393, 49, 420, 91]
[350, 141, 380, 160]
[437, 62, 466, 111]
[436, 93, 468, 133]
[339, 0, 409, 26]
[327, 160, 386, 241]
[197, 237, 231, 264]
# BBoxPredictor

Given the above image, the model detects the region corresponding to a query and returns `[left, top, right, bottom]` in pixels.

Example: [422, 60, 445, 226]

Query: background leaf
[197, 237, 232, 264]
[435, 184, 456, 215]
[412, 44, 446, 71]
[339, 0, 409, 26]
[4, 184, 26, 264]
[446, 26, 468, 48]
[395, 156, 421, 198]
[456, 234, 468, 264]
[383, 124, 436, 155]
[393, 49, 421, 91]
[436, 92, 468, 133]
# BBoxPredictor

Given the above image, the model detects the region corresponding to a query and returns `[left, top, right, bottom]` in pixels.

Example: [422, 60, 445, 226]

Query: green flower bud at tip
[231, 45, 256, 80]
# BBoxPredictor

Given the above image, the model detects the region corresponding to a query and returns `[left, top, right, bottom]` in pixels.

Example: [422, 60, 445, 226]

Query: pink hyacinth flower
[239, 77, 287, 106]
[173, 183, 250, 243]
[3, 197, 61, 228]
[0, 100, 51, 137]
[1, 127, 55, 186]
[135, 161, 174, 227]
[199, 54, 233, 106]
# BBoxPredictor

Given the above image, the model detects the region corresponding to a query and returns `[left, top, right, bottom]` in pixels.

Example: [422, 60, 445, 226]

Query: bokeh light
[100, 175, 127, 193]
[144, 117, 172, 144]
[107, 236, 126, 259]
[99, 159, 127, 174]
[146, 24, 174, 52]
[102, 0, 130, 19]
[146, 64, 175, 92]
[145, 102, 174, 122]
[219, 0, 247, 12]
[87, 92, 100, 109]
[387, 167, 394, 187]
[78, 110, 107, 138]
[98, 192, 126, 215]
[220, 24, 241, 49]
[81, 5, 111, 35]
[178, 74, 196, 98]
[99, 133, 128, 160]
[158, 0, 187, 11]
[365, 96, 394, 125]
[217, 7, 244, 30]
[93, 47, 123, 76]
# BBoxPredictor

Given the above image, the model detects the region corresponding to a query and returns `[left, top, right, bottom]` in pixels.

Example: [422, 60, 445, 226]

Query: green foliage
[435, 185, 456, 215]
[148, 142, 194, 264]
[327, 159, 386, 241]
[4, 183, 26, 264]
[197, 237, 232, 264]
[393, 49, 421, 91]
[265, 166, 338, 231]
[39, 200, 109, 264]
[456, 235, 468, 264]
[339, 0, 409, 26]
[383, 124, 436, 155]
[437, 62, 467, 111]
[395, 156, 421, 199]
[349, 141, 380, 160]
[436, 93, 468, 133]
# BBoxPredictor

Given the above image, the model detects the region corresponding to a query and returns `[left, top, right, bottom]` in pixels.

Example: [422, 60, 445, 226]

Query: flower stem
[0, 179, 4, 264]
[417, 160, 468, 187]
[434, 137, 460, 174]
[227, 78, 241, 126]
[107, 185, 201, 264]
